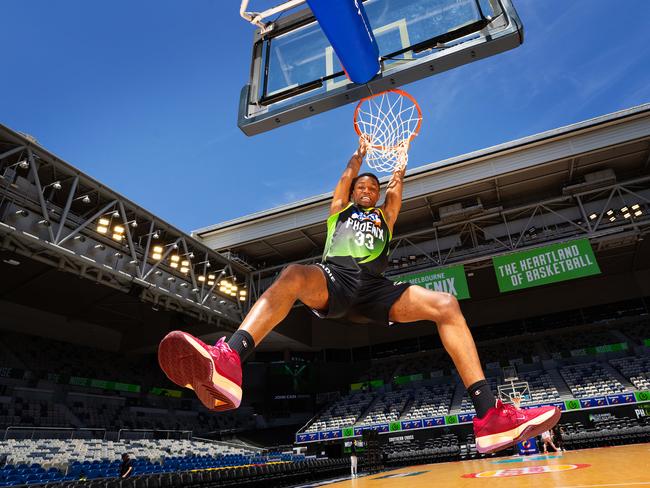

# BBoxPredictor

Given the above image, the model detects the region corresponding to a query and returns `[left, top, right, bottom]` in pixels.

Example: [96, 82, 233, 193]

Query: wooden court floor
[311, 443, 650, 488]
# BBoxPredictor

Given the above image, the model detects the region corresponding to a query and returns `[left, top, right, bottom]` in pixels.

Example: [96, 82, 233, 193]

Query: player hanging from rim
[158, 137, 560, 454]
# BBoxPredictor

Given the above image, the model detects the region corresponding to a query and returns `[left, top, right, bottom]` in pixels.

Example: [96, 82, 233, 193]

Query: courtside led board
[239, 0, 524, 135]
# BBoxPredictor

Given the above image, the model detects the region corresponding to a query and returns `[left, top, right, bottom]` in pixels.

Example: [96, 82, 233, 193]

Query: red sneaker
[158, 331, 242, 412]
[473, 400, 561, 454]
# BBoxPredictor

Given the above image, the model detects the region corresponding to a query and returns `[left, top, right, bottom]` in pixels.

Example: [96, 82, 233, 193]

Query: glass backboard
[238, 0, 523, 135]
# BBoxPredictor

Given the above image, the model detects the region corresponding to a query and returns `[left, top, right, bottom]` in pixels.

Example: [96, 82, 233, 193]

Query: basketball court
[299, 443, 650, 488]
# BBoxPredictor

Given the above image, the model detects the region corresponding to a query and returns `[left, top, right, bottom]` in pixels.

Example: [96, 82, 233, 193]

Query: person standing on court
[350, 439, 358, 478]
[158, 137, 560, 454]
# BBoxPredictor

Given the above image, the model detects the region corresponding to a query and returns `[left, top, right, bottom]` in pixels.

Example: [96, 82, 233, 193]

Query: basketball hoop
[353, 89, 422, 173]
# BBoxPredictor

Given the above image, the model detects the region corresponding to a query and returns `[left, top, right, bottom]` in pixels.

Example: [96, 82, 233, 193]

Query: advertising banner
[517, 438, 539, 455]
[580, 397, 608, 409]
[607, 393, 636, 405]
[319, 430, 342, 440]
[423, 417, 445, 427]
[493, 239, 600, 292]
[458, 413, 477, 423]
[401, 419, 423, 430]
[444, 415, 459, 425]
[296, 432, 319, 443]
[392, 265, 470, 300]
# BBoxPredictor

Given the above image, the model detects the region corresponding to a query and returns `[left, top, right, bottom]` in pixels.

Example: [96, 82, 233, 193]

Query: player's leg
[158, 264, 328, 411]
[389, 286, 485, 390]
[234, 263, 329, 348]
[388, 285, 560, 454]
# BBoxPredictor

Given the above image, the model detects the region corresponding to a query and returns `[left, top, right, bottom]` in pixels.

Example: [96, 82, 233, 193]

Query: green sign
[565, 399, 581, 410]
[635, 391, 650, 403]
[69, 376, 141, 393]
[444, 415, 458, 425]
[389, 422, 402, 432]
[392, 265, 470, 300]
[343, 427, 355, 438]
[493, 239, 600, 292]
[150, 387, 183, 398]
[644, 339, 650, 347]
[570, 342, 628, 357]
[394, 373, 424, 385]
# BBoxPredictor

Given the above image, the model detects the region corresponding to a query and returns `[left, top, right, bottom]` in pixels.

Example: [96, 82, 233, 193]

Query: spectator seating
[560, 362, 630, 398]
[359, 390, 409, 425]
[304, 392, 374, 432]
[610, 356, 650, 390]
[401, 384, 454, 420]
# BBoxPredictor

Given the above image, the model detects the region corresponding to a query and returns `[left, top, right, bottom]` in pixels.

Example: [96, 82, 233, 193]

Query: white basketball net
[354, 89, 422, 173]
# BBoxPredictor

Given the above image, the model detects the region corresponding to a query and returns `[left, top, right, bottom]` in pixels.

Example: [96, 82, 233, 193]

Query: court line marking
[554, 483, 650, 488]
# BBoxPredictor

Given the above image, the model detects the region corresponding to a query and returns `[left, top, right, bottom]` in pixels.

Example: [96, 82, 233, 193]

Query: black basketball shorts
[310, 262, 411, 326]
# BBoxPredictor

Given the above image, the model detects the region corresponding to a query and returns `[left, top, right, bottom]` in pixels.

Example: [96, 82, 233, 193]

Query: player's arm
[381, 162, 406, 232]
[330, 137, 369, 216]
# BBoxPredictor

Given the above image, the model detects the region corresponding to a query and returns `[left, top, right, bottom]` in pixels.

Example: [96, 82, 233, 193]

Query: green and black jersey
[322, 203, 391, 276]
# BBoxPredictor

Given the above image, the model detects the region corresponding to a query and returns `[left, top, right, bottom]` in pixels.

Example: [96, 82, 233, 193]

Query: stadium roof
[194, 103, 650, 259]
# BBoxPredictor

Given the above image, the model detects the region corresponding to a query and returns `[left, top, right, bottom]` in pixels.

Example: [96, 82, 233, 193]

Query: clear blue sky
[1, 0, 649, 233]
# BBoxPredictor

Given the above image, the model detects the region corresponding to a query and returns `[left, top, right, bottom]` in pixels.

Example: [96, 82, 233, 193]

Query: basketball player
[158, 137, 560, 454]
[541, 429, 559, 454]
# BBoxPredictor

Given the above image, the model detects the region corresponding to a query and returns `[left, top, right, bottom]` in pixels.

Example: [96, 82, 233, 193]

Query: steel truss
[0, 130, 247, 326]
[248, 176, 650, 301]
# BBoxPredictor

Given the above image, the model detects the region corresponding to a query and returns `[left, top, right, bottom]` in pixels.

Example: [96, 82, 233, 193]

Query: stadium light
[589, 213, 597, 220]
[112, 224, 125, 242]
[97, 218, 109, 234]
[621, 206, 628, 213]
[9, 159, 29, 170]
[180, 260, 190, 274]
[170, 254, 180, 268]
[73, 194, 91, 204]
[609, 216, 616, 222]
[632, 204, 640, 210]
[623, 212, 631, 219]
[42, 181, 62, 192]
[634, 210, 643, 217]
[14, 209, 29, 217]
[606, 209, 614, 216]
[152, 245, 163, 260]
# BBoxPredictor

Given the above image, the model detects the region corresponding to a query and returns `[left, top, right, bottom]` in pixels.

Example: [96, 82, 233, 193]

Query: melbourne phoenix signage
[392, 265, 470, 300]
[493, 239, 600, 292]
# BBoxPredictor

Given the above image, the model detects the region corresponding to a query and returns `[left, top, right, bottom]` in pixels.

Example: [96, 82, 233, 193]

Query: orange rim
[353, 88, 422, 151]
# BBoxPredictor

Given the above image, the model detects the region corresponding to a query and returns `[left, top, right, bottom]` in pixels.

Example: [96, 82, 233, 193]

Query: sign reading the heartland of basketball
[392, 265, 470, 300]
[493, 239, 600, 292]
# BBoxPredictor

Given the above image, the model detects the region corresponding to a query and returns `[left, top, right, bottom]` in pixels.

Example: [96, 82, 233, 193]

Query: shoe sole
[158, 331, 242, 412]
[476, 407, 561, 454]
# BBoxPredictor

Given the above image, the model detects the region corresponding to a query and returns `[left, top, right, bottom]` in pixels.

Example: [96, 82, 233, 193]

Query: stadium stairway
[0, 339, 25, 369]
[353, 394, 384, 427]
[398, 396, 417, 421]
[449, 379, 469, 413]
[602, 363, 636, 390]
[546, 367, 574, 398]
